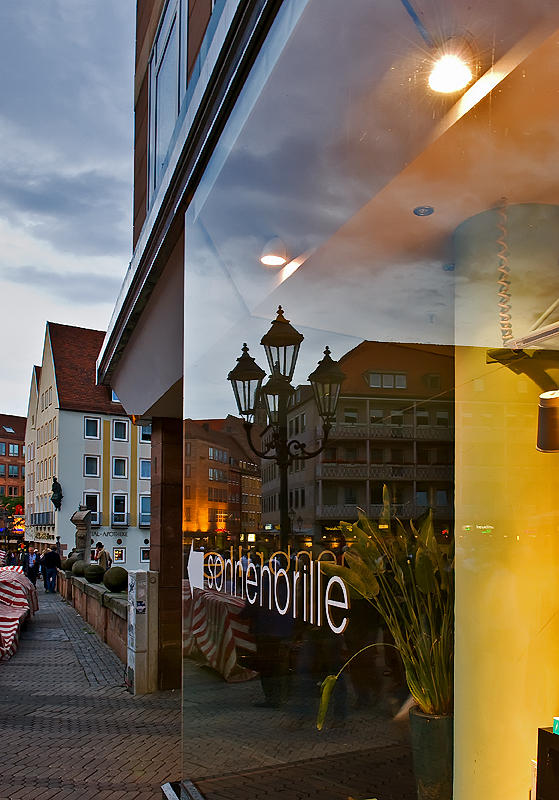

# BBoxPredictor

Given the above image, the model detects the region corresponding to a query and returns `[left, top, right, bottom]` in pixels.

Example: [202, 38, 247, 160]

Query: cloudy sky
[0, 1, 135, 416]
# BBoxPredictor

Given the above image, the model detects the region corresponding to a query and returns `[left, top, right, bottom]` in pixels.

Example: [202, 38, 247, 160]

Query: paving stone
[0, 586, 180, 800]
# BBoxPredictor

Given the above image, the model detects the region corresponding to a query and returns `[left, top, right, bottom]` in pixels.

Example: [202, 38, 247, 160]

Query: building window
[343, 408, 359, 424]
[139, 495, 151, 527]
[84, 493, 100, 525]
[0, 486, 4, 496]
[113, 420, 129, 441]
[436, 410, 450, 427]
[371, 448, 383, 463]
[8, 444, 18, 456]
[369, 372, 407, 389]
[111, 390, 120, 403]
[140, 424, 152, 443]
[112, 547, 126, 563]
[185, 463, 191, 477]
[436, 489, 449, 506]
[8, 486, 18, 496]
[49, 387, 52, 404]
[0, 465, 4, 476]
[8, 465, 18, 478]
[112, 457, 128, 478]
[0, 443, 4, 456]
[185, 485, 191, 499]
[425, 373, 441, 390]
[416, 409, 430, 426]
[112, 494, 128, 526]
[390, 410, 404, 426]
[344, 486, 357, 504]
[84, 456, 100, 477]
[139, 459, 151, 479]
[84, 417, 100, 439]
[148, 0, 185, 199]
[185, 441, 191, 456]
[140, 547, 150, 563]
[416, 486, 429, 506]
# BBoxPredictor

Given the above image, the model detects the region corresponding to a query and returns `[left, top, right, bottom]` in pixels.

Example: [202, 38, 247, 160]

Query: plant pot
[409, 706, 453, 800]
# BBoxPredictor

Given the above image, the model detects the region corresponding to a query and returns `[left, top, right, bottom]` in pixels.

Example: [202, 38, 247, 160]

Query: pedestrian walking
[42, 545, 61, 593]
[95, 542, 112, 572]
[23, 547, 39, 585]
[40, 547, 49, 590]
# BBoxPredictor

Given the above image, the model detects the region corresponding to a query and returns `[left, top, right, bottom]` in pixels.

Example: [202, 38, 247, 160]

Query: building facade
[0, 414, 26, 501]
[96, 1, 559, 797]
[183, 416, 261, 546]
[261, 342, 454, 546]
[25, 323, 151, 568]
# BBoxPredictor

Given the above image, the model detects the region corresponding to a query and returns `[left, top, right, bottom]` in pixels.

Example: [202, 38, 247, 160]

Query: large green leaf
[316, 674, 338, 730]
[320, 562, 376, 600]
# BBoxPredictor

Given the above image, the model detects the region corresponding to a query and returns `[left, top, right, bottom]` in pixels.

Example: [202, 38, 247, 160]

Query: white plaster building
[25, 322, 151, 569]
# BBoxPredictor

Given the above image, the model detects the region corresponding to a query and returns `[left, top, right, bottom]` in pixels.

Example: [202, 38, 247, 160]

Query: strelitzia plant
[317, 486, 454, 730]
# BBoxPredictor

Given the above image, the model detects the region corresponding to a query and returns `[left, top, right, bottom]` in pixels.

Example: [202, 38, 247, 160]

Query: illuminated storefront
[99, 0, 559, 797]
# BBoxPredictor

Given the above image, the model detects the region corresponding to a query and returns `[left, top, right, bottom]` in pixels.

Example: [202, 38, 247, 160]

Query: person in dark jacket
[43, 545, 61, 593]
[23, 548, 39, 585]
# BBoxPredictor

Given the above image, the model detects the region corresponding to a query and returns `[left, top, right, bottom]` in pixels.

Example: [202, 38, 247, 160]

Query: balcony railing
[316, 502, 453, 521]
[111, 512, 129, 527]
[317, 464, 453, 481]
[325, 423, 454, 442]
[139, 512, 151, 528]
[30, 512, 54, 526]
[318, 464, 368, 479]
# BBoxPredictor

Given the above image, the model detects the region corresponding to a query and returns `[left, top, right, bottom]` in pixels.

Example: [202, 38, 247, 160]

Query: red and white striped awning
[0, 568, 38, 662]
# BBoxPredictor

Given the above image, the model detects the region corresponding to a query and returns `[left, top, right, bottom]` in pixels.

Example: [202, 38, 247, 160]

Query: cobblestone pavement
[0, 586, 180, 800]
[181, 651, 415, 799]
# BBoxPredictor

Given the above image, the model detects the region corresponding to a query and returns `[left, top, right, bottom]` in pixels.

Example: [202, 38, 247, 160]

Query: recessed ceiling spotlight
[260, 237, 289, 266]
[428, 38, 474, 94]
[413, 206, 434, 217]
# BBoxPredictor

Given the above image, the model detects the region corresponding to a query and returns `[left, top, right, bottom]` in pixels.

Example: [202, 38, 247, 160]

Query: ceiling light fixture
[260, 237, 289, 267]
[428, 38, 474, 94]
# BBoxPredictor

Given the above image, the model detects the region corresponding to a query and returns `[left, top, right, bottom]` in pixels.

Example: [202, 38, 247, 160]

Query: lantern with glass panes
[228, 307, 345, 549]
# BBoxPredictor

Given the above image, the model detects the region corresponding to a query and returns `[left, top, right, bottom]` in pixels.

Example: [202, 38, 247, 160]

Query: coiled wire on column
[496, 197, 513, 344]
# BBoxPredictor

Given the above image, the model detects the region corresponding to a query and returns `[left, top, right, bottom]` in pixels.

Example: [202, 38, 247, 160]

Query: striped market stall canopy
[0, 567, 38, 661]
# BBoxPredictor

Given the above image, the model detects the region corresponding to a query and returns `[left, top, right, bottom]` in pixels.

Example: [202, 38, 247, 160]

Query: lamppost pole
[228, 307, 345, 553]
[277, 389, 291, 551]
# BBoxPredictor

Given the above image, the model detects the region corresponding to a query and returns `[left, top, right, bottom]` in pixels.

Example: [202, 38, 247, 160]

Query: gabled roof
[47, 322, 125, 415]
[0, 414, 26, 441]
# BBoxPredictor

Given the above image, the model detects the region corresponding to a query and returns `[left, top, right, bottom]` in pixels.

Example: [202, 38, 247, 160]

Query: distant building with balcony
[261, 341, 454, 543]
[0, 414, 26, 501]
[183, 416, 261, 548]
[24, 323, 151, 568]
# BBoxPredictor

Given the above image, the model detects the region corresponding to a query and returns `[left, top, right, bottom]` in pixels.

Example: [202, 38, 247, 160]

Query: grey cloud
[1, 265, 122, 305]
[0, 167, 130, 257]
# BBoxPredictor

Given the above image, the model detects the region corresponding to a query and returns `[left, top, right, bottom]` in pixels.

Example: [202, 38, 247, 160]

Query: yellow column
[102, 420, 111, 526]
[455, 346, 559, 799]
[130, 426, 137, 526]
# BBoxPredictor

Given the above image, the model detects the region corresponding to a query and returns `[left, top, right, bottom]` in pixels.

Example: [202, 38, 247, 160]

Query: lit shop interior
[180, 2, 559, 798]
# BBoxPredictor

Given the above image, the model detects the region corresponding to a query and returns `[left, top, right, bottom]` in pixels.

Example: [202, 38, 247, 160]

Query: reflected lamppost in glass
[227, 307, 345, 551]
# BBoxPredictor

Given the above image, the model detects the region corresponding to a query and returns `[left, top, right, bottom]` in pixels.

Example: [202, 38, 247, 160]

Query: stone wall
[57, 570, 128, 663]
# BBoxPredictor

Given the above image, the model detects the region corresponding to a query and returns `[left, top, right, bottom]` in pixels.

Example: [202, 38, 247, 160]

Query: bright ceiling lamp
[260, 237, 288, 266]
[428, 43, 473, 94]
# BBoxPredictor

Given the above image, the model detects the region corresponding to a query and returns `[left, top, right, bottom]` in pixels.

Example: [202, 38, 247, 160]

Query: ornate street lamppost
[228, 307, 345, 551]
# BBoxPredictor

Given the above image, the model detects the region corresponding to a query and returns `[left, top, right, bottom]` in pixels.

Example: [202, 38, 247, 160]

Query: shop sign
[13, 516, 25, 534]
[188, 545, 349, 635]
[97, 530, 128, 538]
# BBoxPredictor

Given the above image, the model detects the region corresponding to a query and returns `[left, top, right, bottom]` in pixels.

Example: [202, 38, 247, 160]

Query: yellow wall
[455, 346, 559, 798]
[102, 420, 110, 526]
[130, 426, 137, 526]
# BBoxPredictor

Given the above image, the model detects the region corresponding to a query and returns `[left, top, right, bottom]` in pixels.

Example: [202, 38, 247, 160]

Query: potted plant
[317, 487, 454, 800]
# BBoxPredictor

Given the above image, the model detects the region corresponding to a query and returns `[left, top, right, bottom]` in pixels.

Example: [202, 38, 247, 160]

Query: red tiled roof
[47, 322, 125, 415]
[0, 414, 26, 441]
